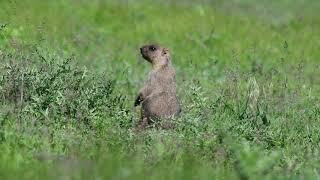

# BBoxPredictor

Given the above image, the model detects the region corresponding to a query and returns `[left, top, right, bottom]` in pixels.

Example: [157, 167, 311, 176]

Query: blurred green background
[0, 0, 320, 179]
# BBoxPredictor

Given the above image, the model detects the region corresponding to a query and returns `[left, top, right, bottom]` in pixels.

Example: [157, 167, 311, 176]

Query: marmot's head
[140, 44, 170, 68]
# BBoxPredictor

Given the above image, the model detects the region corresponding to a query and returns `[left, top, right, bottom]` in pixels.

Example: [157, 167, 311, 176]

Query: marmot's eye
[149, 46, 156, 51]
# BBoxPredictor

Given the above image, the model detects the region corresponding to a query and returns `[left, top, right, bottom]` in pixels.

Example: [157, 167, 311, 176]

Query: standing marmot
[134, 44, 181, 128]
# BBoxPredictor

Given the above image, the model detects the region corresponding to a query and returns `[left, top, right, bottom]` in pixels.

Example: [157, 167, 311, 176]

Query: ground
[0, 0, 320, 179]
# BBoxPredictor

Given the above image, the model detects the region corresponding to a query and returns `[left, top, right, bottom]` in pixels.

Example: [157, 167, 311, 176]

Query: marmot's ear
[162, 48, 169, 56]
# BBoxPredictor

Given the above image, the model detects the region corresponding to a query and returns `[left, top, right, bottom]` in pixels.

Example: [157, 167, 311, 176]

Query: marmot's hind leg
[137, 117, 149, 131]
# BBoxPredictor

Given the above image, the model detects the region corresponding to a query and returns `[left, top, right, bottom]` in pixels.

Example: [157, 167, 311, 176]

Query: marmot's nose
[140, 47, 143, 53]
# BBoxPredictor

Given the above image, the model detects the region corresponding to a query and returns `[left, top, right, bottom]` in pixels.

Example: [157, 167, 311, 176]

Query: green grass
[1, 0, 320, 179]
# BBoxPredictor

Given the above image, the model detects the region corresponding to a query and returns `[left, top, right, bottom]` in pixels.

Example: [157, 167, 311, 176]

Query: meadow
[0, 0, 320, 179]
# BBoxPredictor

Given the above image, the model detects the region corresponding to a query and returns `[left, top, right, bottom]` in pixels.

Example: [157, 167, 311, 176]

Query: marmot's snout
[140, 47, 147, 60]
[140, 45, 153, 62]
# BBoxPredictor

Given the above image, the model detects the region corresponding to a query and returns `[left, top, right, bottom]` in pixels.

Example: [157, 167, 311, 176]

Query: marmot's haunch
[134, 44, 181, 128]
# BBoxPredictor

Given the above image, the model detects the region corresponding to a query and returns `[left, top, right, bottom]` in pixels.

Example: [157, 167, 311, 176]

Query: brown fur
[134, 44, 181, 129]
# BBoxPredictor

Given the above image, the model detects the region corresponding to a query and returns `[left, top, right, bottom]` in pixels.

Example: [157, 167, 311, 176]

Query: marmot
[134, 44, 181, 128]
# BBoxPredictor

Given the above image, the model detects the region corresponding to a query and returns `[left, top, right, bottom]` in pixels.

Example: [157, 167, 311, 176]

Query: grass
[0, 0, 320, 179]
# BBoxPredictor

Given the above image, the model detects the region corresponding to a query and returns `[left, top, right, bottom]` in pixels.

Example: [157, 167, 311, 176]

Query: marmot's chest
[147, 71, 174, 85]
